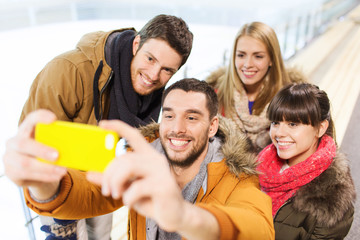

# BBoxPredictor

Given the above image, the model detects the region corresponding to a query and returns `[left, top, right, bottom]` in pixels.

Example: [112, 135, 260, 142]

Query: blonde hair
[216, 22, 289, 116]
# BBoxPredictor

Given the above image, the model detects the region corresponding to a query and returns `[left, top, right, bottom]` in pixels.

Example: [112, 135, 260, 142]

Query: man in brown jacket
[4, 78, 274, 240]
[18, 14, 193, 239]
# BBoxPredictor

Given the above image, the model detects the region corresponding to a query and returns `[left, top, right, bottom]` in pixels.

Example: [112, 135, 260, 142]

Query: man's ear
[317, 120, 329, 138]
[132, 35, 141, 55]
[208, 116, 219, 138]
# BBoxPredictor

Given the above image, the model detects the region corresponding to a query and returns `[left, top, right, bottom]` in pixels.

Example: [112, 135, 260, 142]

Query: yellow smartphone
[35, 121, 119, 172]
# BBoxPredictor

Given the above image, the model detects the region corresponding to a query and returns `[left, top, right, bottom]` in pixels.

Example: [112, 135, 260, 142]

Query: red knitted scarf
[257, 135, 336, 216]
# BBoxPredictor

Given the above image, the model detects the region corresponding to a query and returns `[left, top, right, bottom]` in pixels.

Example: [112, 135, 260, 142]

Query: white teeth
[141, 74, 153, 85]
[243, 71, 255, 76]
[171, 139, 188, 146]
[277, 141, 292, 146]
[143, 77, 152, 85]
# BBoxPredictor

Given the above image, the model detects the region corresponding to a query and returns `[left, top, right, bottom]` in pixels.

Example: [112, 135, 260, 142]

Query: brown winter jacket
[19, 28, 135, 125]
[25, 117, 275, 240]
[273, 152, 356, 240]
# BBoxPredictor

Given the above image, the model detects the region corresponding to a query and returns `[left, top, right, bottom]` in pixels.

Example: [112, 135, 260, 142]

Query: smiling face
[130, 36, 182, 96]
[159, 89, 218, 168]
[234, 36, 272, 95]
[270, 120, 328, 166]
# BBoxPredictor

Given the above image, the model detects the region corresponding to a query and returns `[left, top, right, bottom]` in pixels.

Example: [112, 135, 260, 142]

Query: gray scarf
[146, 137, 223, 240]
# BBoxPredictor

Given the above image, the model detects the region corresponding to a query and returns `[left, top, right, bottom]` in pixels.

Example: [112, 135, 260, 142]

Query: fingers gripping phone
[35, 121, 119, 172]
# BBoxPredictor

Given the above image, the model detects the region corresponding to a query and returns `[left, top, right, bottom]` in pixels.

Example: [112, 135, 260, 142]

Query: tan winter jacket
[25, 117, 275, 240]
[19, 28, 135, 125]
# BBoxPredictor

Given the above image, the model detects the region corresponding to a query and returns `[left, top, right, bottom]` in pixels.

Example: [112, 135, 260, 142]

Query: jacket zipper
[98, 70, 113, 122]
[274, 199, 292, 219]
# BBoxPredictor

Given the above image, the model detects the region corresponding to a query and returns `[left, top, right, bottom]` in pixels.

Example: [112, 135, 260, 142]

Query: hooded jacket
[19, 28, 135, 125]
[24, 117, 275, 240]
[273, 151, 356, 240]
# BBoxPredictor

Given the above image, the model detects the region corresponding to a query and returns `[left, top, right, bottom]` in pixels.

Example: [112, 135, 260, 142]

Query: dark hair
[162, 78, 219, 119]
[267, 83, 336, 140]
[137, 14, 193, 68]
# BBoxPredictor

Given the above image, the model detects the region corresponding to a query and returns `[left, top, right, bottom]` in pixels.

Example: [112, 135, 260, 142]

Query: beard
[160, 131, 209, 168]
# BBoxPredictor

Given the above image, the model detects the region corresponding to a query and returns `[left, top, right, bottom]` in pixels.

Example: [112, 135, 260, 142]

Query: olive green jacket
[273, 152, 356, 240]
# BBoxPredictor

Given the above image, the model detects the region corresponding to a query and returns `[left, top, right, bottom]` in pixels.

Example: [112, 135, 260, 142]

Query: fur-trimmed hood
[138, 116, 258, 177]
[205, 66, 226, 88]
[292, 151, 356, 227]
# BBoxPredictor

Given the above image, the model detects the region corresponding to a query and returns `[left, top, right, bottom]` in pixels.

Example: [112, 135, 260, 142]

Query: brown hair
[267, 83, 336, 141]
[162, 78, 219, 119]
[137, 14, 193, 68]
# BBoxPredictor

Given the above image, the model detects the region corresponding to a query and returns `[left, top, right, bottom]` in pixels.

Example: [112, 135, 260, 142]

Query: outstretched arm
[87, 120, 220, 240]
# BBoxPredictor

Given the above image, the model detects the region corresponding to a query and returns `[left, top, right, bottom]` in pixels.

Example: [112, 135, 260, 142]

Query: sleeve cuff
[24, 172, 73, 215]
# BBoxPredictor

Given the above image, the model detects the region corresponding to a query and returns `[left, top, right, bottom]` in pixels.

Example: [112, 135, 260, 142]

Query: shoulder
[292, 151, 356, 227]
[76, 28, 135, 50]
[207, 162, 271, 206]
[285, 66, 309, 84]
[217, 116, 258, 177]
[138, 121, 159, 142]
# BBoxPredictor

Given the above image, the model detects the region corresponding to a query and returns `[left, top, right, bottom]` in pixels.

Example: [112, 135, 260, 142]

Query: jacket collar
[76, 28, 136, 91]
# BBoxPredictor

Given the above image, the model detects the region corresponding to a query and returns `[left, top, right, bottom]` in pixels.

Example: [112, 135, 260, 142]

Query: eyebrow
[162, 107, 204, 116]
[236, 50, 266, 55]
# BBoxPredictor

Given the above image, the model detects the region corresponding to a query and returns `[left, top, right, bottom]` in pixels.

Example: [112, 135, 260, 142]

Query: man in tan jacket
[4, 78, 274, 239]
[18, 14, 193, 239]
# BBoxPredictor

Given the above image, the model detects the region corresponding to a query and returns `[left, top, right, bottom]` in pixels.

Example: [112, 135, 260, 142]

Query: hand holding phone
[35, 121, 119, 172]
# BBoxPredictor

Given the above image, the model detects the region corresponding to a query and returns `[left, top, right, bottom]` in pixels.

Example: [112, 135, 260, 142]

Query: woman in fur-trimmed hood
[257, 83, 356, 240]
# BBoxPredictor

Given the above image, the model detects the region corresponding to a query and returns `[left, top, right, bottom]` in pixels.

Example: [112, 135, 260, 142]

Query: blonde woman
[207, 22, 293, 153]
